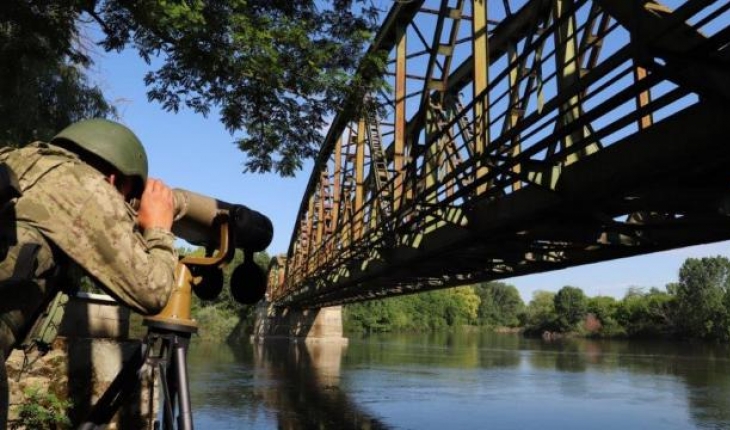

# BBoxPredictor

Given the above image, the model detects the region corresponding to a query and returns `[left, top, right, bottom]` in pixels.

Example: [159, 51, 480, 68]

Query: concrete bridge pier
[252, 302, 348, 345]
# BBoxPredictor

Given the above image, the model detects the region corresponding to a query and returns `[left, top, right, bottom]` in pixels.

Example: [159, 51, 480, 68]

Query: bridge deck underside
[288, 101, 730, 308]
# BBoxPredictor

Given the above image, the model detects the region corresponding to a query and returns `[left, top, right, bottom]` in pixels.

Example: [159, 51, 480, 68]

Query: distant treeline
[344, 256, 730, 342]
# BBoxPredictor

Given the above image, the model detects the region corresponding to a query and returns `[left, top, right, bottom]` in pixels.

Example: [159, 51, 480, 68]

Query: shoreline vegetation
[344, 256, 730, 343]
[182, 255, 730, 344]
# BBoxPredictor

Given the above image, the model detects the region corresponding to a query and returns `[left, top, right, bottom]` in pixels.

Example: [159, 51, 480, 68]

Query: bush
[193, 305, 239, 341]
[12, 385, 71, 430]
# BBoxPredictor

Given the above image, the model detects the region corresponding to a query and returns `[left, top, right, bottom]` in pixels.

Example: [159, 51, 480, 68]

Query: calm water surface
[187, 332, 730, 429]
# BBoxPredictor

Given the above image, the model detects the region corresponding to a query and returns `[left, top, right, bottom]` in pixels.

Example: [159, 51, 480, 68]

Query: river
[186, 332, 730, 429]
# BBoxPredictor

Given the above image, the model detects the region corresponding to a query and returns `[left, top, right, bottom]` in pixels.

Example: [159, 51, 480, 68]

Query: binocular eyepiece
[170, 189, 273, 304]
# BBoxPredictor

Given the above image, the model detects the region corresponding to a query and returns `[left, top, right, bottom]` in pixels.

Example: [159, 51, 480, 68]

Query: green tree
[343, 286, 481, 333]
[586, 296, 618, 322]
[344, 297, 403, 333]
[2, 0, 383, 175]
[1, 3, 115, 145]
[553, 286, 587, 331]
[674, 256, 730, 340]
[444, 287, 481, 326]
[586, 295, 624, 336]
[473, 282, 524, 327]
[524, 290, 558, 333]
[615, 287, 674, 337]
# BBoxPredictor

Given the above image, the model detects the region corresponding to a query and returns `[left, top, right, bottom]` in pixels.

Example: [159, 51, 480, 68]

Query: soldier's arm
[23, 163, 178, 314]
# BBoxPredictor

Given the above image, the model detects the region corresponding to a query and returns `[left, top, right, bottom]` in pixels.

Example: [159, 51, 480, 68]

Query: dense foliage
[1, 0, 384, 174]
[674, 257, 730, 340]
[553, 286, 588, 331]
[12, 385, 72, 430]
[0, 1, 115, 145]
[473, 282, 524, 327]
[344, 287, 481, 333]
[343, 256, 730, 343]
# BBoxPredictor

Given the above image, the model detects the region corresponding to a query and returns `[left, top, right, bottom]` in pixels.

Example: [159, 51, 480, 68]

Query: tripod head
[145, 189, 273, 332]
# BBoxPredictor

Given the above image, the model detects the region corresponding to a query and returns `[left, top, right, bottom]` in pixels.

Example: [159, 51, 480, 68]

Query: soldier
[0, 118, 177, 428]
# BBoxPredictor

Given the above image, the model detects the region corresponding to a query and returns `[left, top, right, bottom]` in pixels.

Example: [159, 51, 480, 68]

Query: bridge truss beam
[271, 0, 730, 308]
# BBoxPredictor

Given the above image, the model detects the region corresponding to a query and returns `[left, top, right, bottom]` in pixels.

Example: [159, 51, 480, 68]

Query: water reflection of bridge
[267, 0, 730, 309]
[252, 341, 391, 430]
[188, 341, 391, 429]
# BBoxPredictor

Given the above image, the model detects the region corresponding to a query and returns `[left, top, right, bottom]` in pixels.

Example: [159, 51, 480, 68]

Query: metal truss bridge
[267, 0, 730, 308]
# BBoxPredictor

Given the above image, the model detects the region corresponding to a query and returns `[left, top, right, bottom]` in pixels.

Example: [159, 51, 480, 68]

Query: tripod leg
[159, 333, 194, 430]
[172, 336, 193, 430]
[158, 361, 174, 430]
[156, 338, 175, 430]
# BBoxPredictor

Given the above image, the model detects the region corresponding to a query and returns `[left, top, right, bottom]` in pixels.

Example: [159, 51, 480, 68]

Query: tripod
[142, 319, 197, 430]
[76, 322, 198, 430]
[77, 263, 200, 430]
[79, 220, 235, 430]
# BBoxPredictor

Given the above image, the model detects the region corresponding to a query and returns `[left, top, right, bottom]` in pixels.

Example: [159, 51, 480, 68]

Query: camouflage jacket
[0, 143, 177, 317]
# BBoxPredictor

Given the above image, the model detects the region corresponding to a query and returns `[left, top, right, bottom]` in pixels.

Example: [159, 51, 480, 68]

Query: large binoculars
[170, 188, 273, 304]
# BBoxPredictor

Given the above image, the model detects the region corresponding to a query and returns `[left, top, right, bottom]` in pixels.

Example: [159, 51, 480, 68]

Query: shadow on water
[188, 339, 391, 430]
[251, 340, 392, 430]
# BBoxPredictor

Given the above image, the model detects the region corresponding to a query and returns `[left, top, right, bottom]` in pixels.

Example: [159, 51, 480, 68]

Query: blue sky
[89, 43, 730, 304]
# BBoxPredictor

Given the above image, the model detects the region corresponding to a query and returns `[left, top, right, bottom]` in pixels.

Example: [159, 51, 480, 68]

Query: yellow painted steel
[332, 135, 342, 241]
[472, 0, 490, 196]
[553, 0, 599, 166]
[355, 118, 366, 240]
[634, 65, 654, 130]
[394, 23, 406, 212]
[507, 47, 523, 192]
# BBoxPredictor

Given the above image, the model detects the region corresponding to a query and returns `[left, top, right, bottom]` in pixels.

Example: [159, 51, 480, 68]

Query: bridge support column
[252, 302, 348, 344]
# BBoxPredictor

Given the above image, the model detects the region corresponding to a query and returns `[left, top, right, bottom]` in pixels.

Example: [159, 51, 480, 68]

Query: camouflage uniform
[0, 142, 177, 357]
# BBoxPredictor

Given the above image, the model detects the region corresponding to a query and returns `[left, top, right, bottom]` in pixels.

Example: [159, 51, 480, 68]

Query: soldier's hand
[137, 178, 174, 231]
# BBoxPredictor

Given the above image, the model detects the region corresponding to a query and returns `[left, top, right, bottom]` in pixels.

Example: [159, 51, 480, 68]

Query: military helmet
[52, 118, 148, 198]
